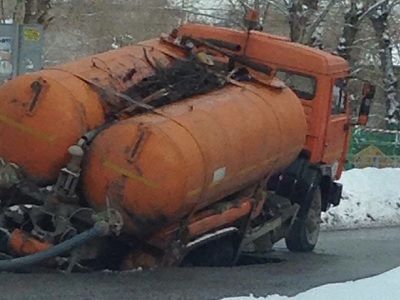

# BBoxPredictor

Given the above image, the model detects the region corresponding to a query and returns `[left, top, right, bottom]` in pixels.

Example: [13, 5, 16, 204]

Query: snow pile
[222, 266, 400, 300]
[322, 168, 400, 230]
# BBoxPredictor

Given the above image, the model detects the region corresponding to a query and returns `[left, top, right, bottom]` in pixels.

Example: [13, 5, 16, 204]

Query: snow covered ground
[222, 266, 400, 300]
[221, 168, 400, 300]
[322, 168, 400, 230]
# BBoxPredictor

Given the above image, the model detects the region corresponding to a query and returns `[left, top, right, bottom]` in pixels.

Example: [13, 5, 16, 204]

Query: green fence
[346, 127, 400, 169]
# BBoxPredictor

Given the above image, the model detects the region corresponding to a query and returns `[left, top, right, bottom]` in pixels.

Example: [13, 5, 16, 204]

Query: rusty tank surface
[83, 84, 306, 236]
[0, 21, 352, 271]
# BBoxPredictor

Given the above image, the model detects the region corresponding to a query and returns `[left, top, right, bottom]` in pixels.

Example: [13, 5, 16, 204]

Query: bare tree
[0, 0, 5, 23]
[287, 0, 319, 42]
[369, 0, 400, 127]
[13, 0, 53, 25]
[13, 0, 25, 24]
[337, 1, 363, 62]
[176, 0, 336, 45]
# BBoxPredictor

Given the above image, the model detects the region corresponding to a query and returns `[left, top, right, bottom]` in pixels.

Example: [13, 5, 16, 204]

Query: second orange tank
[83, 83, 307, 236]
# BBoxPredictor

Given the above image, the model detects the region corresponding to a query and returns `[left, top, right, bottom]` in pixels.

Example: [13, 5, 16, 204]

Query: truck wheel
[285, 187, 321, 252]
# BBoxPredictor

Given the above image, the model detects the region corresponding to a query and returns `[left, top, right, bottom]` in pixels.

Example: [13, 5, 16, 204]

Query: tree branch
[303, 0, 336, 45]
[359, 0, 390, 22]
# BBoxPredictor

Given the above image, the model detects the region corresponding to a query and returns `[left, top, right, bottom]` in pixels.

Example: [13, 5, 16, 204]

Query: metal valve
[54, 144, 85, 200]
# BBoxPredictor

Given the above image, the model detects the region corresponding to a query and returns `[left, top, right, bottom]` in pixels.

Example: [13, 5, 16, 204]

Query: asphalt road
[1, 226, 400, 300]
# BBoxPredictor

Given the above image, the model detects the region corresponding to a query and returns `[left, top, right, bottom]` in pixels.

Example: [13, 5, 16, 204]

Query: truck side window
[276, 70, 316, 100]
[332, 79, 347, 114]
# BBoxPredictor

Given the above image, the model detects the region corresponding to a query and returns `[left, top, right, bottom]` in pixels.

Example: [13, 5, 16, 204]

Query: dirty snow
[322, 168, 400, 230]
[222, 168, 400, 300]
[222, 266, 400, 300]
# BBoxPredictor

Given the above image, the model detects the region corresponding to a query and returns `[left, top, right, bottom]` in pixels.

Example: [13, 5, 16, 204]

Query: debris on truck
[0, 23, 374, 272]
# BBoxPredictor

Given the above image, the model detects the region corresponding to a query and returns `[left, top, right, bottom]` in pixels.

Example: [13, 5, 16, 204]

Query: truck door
[322, 78, 351, 179]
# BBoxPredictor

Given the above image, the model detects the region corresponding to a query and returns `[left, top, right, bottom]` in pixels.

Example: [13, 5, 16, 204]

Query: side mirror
[358, 82, 376, 126]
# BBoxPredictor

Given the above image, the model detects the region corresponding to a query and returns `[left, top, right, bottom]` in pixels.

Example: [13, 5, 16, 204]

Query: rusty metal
[245, 196, 300, 253]
[201, 39, 242, 52]
[28, 79, 44, 113]
[121, 57, 227, 113]
[231, 184, 265, 265]
[181, 36, 272, 75]
[8, 229, 51, 257]
[0, 157, 20, 190]
[186, 227, 239, 251]
[117, 88, 168, 118]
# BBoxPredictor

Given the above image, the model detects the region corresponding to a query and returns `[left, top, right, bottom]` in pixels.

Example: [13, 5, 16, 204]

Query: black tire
[285, 186, 322, 252]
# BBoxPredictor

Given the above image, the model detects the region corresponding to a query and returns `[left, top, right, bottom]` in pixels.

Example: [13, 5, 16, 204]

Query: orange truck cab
[0, 23, 374, 271]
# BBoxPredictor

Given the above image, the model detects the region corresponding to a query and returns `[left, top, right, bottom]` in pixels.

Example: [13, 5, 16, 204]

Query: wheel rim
[304, 191, 322, 245]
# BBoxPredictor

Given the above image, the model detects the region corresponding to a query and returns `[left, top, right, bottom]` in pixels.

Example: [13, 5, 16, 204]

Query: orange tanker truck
[0, 23, 374, 271]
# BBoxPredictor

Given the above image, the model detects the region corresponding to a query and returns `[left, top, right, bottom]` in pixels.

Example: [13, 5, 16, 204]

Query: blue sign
[0, 24, 44, 82]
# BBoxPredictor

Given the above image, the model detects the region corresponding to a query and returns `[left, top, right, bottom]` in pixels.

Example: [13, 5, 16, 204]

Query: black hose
[0, 222, 108, 272]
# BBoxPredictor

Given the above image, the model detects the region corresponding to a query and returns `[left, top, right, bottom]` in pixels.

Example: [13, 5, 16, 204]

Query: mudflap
[330, 182, 343, 207]
[321, 177, 343, 211]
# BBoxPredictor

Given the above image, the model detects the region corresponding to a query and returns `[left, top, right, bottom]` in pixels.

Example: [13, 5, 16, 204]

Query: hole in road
[183, 237, 288, 267]
[236, 253, 286, 266]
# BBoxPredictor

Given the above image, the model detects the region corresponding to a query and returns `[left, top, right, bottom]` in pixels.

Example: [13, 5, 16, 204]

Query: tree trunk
[260, 2, 270, 27]
[23, 0, 36, 24]
[288, 0, 309, 42]
[337, 1, 362, 64]
[13, 0, 25, 24]
[22, 0, 52, 25]
[0, 0, 5, 23]
[303, 0, 335, 47]
[288, 0, 320, 43]
[369, 1, 400, 127]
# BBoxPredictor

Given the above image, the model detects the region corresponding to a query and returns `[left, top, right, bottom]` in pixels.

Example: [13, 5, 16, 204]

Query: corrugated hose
[0, 222, 109, 272]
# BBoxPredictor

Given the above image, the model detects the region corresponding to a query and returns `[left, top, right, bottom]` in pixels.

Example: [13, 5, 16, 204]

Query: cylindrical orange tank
[0, 43, 172, 184]
[82, 83, 307, 236]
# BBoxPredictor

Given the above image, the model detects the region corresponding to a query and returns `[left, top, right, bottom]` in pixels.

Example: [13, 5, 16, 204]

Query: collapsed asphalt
[1, 226, 399, 300]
